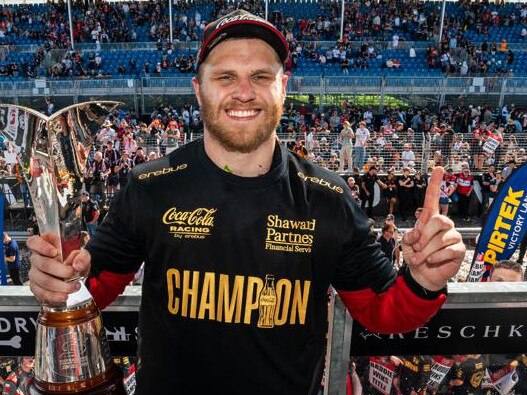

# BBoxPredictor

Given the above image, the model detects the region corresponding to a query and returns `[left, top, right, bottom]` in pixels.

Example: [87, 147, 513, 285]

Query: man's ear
[281, 72, 289, 103]
[192, 77, 202, 107]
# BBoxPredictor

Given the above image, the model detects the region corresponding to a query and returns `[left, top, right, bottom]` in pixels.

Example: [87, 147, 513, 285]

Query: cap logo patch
[216, 14, 271, 30]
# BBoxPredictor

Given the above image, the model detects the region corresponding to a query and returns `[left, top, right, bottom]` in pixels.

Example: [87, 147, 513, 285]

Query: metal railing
[3, 76, 527, 102]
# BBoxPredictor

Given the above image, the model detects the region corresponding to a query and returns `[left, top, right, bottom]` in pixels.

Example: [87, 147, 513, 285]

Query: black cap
[196, 10, 289, 70]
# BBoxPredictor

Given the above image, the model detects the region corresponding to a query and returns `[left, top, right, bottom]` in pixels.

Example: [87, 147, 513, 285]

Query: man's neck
[203, 132, 277, 177]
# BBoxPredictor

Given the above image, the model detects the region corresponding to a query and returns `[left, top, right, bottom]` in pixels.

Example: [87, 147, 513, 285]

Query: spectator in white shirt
[401, 143, 416, 168]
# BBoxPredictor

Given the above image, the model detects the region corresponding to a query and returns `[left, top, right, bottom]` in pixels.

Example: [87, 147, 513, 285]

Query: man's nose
[231, 78, 256, 102]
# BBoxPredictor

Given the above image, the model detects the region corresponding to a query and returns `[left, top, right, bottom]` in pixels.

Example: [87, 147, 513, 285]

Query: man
[96, 119, 116, 145]
[115, 151, 133, 190]
[86, 151, 109, 203]
[103, 141, 121, 199]
[488, 170, 504, 207]
[354, 121, 370, 169]
[401, 143, 416, 168]
[502, 159, 516, 180]
[360, 165, 385, 218]
[1, 357, 34, 395]
[292, 136, 308, 158]
[3, 233, 21, 285]
[489, 260, 524, 282]
[347, 176, 360, 204]
[81, 192, 100, 236]
[377, 223, 396, 266]
[456, 165, 474, 222]
[481, 164, 495, 212]
[398, 166, 415, 222]
[27, 10, 465, 395]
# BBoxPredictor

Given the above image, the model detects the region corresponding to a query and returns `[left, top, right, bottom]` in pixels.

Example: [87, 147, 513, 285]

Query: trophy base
[28, 363, 127, 394]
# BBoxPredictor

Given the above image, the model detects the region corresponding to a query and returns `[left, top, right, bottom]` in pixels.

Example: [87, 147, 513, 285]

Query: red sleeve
[337, 275, 446, 334]
[88, 271, 135, 310]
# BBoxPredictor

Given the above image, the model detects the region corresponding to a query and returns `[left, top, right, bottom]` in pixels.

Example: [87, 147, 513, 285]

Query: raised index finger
[419, 166, 445, 225]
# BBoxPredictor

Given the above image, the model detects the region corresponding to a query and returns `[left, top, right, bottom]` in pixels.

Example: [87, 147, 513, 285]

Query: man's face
[192, 39, 288, 153]
[21, 357, 34, 372]
[490, 268, 523, 282]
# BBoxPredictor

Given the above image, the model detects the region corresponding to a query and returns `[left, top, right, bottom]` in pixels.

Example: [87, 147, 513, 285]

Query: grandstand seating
[0, 1, 527, 80]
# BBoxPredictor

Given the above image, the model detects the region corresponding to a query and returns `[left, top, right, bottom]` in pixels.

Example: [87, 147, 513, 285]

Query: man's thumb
[72, 249, 91, 277]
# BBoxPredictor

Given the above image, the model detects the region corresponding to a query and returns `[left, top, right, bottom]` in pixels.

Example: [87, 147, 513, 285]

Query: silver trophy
[0, 102, 127, 394]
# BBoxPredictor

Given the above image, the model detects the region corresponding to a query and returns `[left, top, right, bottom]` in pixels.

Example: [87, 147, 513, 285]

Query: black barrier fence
[1, 283, 527, 394]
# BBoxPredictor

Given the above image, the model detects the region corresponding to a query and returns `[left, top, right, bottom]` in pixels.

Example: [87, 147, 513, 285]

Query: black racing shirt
[87, 139, 397, 395]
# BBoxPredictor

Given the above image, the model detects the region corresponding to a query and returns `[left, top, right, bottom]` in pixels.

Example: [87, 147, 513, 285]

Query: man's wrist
[401, 265, 447, 299]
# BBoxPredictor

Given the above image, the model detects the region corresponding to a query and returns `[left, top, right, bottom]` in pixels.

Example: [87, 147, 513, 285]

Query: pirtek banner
[468, 162, 527, 282]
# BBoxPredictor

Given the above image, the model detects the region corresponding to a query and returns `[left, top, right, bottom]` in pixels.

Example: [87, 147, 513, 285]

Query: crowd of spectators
[3, 0, 527, 80]
[4, 100, 511, 225]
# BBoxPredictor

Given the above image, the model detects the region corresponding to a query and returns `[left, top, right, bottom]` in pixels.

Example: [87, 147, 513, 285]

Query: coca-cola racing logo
[162, 207, 217, 239]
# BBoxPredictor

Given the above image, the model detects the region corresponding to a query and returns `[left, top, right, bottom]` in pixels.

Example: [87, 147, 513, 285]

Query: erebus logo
[138, 164, 188, 180]
[297, 172, 344, 194]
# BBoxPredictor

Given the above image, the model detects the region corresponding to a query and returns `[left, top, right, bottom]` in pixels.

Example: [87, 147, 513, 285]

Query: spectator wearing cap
[502, 159, 516, 180]
[339, 120, 354, 172]
[456, 165, 474, 222]
[97, 120, 116, 145]
[81, 192, 100, 236]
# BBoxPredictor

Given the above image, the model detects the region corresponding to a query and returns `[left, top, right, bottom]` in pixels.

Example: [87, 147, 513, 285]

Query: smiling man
[27, 10, 465, 395]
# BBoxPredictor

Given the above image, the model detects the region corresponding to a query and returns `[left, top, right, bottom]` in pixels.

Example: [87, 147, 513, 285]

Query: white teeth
[227, 110, 258, 118]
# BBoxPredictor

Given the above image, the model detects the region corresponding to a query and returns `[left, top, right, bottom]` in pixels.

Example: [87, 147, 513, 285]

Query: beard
[200, 93, 283, 154]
